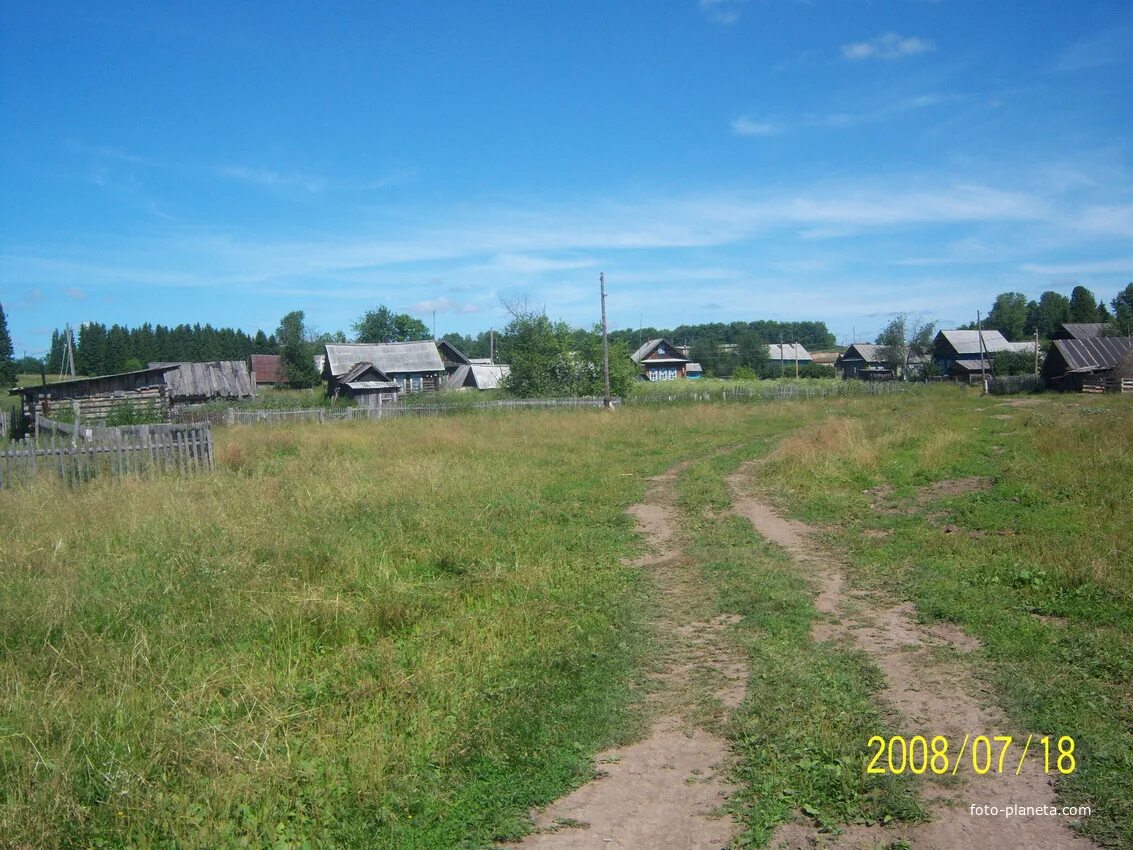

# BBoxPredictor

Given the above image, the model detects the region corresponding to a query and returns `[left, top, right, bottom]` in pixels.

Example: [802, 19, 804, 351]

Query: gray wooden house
[323, 341, 447, 395]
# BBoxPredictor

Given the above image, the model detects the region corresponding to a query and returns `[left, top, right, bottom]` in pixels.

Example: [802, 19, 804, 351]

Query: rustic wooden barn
[933, 330, 1037, 382]
[323, 341, 447, 394]
[151, 361, 256, 404]
[249, 354, 284, 386]
[9, 366, 178, 429]
[1041, 336, 1133, 391]
[334, 362, 400, 407]
[631, 338, 691, 381]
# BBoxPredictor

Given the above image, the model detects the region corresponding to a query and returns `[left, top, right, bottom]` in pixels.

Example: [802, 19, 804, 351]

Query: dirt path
[727, 461, 1099, 850]
[513, 463, 746, 849]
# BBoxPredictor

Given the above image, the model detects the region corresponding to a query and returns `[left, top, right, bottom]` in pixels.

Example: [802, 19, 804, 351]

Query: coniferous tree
[0, 302, 16, 387]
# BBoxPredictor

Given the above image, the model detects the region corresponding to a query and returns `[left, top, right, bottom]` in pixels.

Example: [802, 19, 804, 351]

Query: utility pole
[432, 310, 436, 340]
[794, 341, 799, 379]
[600, 273, 612, 409]
[490, 328, 495, 363]
[779, 332, 785, 379]
[977, 311, 988, 394]
[62, 323, 76, 380]
[1034, 327, 1039, 376]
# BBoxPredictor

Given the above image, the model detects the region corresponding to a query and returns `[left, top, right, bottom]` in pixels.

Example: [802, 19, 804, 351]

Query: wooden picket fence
[0, 422, 213, 490]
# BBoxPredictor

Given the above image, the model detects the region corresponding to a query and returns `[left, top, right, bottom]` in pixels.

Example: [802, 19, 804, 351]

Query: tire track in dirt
[512, 463, 746, 849]
[727, 461, 1099, 850]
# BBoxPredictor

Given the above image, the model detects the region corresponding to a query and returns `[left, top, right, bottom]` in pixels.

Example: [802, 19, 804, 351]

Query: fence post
[226, 407, 235, 426]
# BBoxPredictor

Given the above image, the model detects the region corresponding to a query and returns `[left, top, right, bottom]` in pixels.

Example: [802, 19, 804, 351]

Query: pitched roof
[1049, 336, 1133, 373]
[436, 339, 471, 366]
[469, 364, 510, 389]
[937, 329, 1012, 355]
[838, 343, 885, 363]
[1056, 323, 1107, 340]
[150, 361, 256, 400]
[767, 343, 812, 361]
[324, 342, 445, 377]
[630, 338, 689, 364]
[250, 354, 284, 384]
[686, 362, 703, 372]
[10, 365, 178, 397]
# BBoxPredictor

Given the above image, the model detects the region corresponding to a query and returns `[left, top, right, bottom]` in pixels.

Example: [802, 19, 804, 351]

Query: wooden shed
[334, 362, 401, 407]
[1041, 336, 1133, 391]
[9, 366, 178, 429]
[249, 354, 284, 386]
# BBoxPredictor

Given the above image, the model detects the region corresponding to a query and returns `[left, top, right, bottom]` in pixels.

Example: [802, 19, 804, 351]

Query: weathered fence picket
[0, 422, 214, 491]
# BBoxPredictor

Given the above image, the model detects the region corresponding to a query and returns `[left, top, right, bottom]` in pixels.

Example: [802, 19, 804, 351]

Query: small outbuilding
[334, 362, 401, 407]
[250, 354, 284, 386]
[1041, 336, 1133, 391]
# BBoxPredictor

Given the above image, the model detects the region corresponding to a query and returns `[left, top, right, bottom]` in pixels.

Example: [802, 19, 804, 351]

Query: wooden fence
[622, 380, 910, 405]
[173, 397, 616, 426]
[0, 422, 213, 490]
[0, 410, 10, 440]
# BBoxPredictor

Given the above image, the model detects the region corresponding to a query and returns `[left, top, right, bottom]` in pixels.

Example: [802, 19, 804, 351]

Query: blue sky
[2, 0, 1131, 355]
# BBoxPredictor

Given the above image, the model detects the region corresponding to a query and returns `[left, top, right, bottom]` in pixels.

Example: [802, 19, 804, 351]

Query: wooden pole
[794, 341, 799, 379]
[600, 273, 612, 409]
[1034, 327, 1039, 375]
[977, 310, 988, 394]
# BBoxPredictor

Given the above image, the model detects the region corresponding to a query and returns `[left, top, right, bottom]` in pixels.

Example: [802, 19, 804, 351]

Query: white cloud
[698, 0, 749, 25]
[410, 297, 481, 314]
[731, 117, 782, 137]
[842, 32, 935, 61]
[65, 287, 86, 300]
[214, 165, 328, 193]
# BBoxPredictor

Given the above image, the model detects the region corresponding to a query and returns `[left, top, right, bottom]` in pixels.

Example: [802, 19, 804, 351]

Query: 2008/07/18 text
[866, 734, 1076, 776]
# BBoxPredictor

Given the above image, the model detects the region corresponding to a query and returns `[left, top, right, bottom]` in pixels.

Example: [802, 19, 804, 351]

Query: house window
[410, 376, 422, 392]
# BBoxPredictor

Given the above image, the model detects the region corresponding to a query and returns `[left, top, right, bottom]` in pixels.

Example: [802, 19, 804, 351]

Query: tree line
[970, 283, 1133, 341]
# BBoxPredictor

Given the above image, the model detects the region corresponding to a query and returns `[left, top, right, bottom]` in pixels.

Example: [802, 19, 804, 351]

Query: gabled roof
[324, 342, 445, 377]
[837, 343, 885, 363]
[630, 338, 689, 365]
[150, 361, 256, 400]
[436, 339, 471, 366]
[1049, 336, 1133, 373]
[340, 362, 399, 391]
[250, 354, 284, 384]
[1055, 323, 1107, 341]
[469, 364, 510, 389]
[686, 362, 703, 372]
[767, 343, 812, 361]
[936, 329, 1012, 355]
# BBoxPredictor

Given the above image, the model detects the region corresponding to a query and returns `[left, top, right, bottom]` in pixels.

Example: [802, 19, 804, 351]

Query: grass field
[1, 388, 1130, 848]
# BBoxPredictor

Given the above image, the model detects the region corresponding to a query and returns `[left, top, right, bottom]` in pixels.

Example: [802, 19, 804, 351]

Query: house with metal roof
[1041, 336, 1133, 391]
[631, 338, 691, 381]
[933, 330, 1038, 382]
[767, 343, 813, 365]
[323, 341, 447, 394]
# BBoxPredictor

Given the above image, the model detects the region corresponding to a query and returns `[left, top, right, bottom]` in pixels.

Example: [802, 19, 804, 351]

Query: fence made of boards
[0, 422, 214, 491]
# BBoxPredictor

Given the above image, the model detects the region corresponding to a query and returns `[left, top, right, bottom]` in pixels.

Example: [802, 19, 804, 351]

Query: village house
[630, 338, 691, 380]
[933, 330, 1038, 382]
[767, 343, 813, 368]
[835, 344, 894, 380]
[323, 341, 447, 395]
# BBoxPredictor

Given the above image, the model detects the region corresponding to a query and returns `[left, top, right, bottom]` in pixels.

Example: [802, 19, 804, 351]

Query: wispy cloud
[410, 297, 481, 314]
[842, 32, 935, 61]
[731, 117, 782, 137]
[1050, 25, 1133, 72]
[65, 287, 86, 300]
[732, 93, 954, 138]
[214, 165, 328, 193]
[698, 0, 750, 25]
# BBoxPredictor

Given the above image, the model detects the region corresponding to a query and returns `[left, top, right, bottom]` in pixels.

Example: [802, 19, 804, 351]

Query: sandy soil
[727, 461, 1098, 850]
[512, 463, 746, 849]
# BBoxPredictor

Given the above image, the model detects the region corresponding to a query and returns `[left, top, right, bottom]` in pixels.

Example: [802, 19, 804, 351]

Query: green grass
[758, 390, 1133, 847]
[673, 440, 925, 846]
[0, 405, 763, 849]
[2, 388, 1129, 848]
